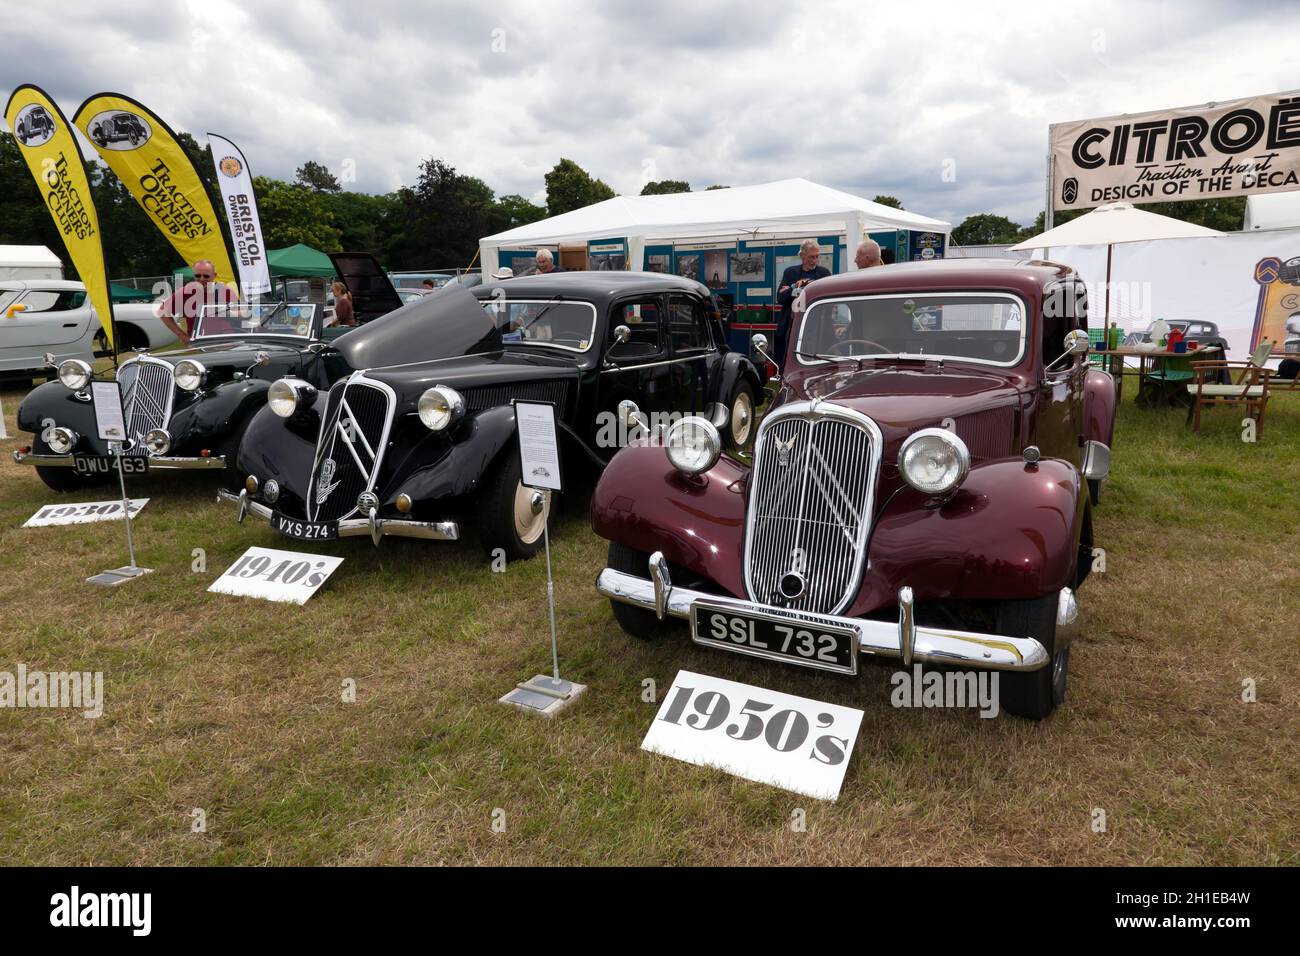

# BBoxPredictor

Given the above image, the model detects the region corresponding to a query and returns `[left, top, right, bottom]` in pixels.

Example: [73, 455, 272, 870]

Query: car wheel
[992, 594, 1068, 720]
[477, 452, 553, 561]
[726, 381, 757, 449]
[35, 465, 111, 493]
[606, 541, 666, 640]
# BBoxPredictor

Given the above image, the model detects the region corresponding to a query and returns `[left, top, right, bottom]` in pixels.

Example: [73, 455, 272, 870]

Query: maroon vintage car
[591, 259, 1116, 719]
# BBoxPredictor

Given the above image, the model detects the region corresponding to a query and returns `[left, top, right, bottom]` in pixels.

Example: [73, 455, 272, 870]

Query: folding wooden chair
[1187, 341, 1273, 437]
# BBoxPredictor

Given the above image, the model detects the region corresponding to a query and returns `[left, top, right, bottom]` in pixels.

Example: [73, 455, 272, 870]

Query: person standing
[774, 239, 830, 367]
[331, 280, 355, 327]
[534, 249, 561, 274]
[855, 239, 883, 269]
[159, 259, 236, 345]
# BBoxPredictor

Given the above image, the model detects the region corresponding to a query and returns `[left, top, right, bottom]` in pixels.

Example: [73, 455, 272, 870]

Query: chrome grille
[743, 402, 880, 615]
[306, 373, 395, 522]
[116, 358, 175, 455]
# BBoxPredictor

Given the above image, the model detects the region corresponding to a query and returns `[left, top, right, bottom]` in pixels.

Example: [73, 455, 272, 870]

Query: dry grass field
[0, 366, 1296, 865]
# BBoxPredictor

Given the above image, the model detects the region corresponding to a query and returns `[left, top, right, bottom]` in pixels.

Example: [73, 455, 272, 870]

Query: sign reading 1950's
[1050, 90, 1300, 210]
[642, 670, 863, 801]
[209, 546, 343, 605]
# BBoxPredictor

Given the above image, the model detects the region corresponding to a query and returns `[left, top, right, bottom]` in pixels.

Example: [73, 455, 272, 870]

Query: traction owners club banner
[1051, 90, 1300, 210]
[4, 84, 118, 351]
[73, 92, 236, 288]
[207, 133, 271, 296]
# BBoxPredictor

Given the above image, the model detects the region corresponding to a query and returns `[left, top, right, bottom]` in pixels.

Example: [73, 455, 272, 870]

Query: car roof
[802, 258, 1077, 306]
[0, 279, 86, 292]
[472, 270, 711, 303]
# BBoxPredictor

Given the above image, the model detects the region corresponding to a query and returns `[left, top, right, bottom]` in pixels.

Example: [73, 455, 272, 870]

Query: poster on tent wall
[73, 93, 236, 288]
[1038, 229, 1300, 358]
[207, 133, 271, 297]
[4, 84, 118, 351]
[1050, 90, 1300, 211]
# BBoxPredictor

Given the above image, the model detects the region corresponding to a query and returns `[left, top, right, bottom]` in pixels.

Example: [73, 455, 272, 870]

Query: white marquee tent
[477, 178, 951, 276]
[0, 245, 62, 280]
[1244, 191, 1300, 231]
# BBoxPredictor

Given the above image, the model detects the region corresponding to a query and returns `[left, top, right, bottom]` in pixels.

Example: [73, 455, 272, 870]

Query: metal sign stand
[499, 401, 586, 717]
[86, 443, 152, 587]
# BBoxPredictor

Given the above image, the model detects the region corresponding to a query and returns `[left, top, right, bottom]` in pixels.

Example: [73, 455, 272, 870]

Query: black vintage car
[13, 252, 407, 492]
[222, 272, 762, 559]
[16, 106, 54, 144]
[90, 112, 148, 147]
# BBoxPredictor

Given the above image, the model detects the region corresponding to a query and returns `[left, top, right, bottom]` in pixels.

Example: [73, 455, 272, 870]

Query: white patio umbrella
[1011, 201, 1223, 340]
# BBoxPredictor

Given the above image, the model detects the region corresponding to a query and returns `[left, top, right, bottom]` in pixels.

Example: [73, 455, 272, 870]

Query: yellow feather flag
[5, 84, 117, 351]
[74, 92, 235, 288]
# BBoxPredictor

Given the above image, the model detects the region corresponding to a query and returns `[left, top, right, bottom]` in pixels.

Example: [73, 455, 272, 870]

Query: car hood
[131, 339, 308, 369]
[332, 286, 501, 370]
[358, 350, 580, 412]
[795, 365, 1025, 428]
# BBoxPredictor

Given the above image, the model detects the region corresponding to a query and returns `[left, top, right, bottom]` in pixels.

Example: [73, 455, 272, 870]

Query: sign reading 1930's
[1050, 90, 1300, 210]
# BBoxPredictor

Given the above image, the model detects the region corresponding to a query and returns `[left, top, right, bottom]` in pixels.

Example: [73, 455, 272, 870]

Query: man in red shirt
[159, 259, 237, 345]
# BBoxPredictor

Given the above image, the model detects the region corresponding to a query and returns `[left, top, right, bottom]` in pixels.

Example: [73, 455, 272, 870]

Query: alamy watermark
[890, 664, 999, 718]
[0, 664, 103, 718]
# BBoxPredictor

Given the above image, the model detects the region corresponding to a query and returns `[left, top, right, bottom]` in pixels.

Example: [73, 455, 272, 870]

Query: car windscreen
[480, 299, 597, 352]
[797, 292, 1027, 367]
[193, 303, 317, 340]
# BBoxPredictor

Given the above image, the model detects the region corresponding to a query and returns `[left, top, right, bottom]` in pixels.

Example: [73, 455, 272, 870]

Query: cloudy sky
[5, 0, 1297, 228]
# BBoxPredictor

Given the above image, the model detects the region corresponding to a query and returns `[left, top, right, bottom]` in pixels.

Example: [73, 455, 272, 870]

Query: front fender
[390, 404, 519, 504]
[236, 402, 321, 509]
[16, 381, 111, 455]
[591, 443, 749, 597]
[718, 353, 762, 404]
[852, 457, 1086, 613]
[169, 379, 270, 452]
[1084, 367, 1117, 448]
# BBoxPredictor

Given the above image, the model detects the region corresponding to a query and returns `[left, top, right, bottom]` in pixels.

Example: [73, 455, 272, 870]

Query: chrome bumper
[216, 489, 460, 544]
[597, 552, 1060, 673]
[12, 449, 226, 469]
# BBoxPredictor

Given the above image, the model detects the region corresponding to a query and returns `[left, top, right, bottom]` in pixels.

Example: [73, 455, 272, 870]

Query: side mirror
[255, 350, 271, 366]
[618, 399, 649, 433]
[751, 333, 779, 376]
[43, 351, 57, 368]
[1045, 328, 1090, 376]
[602, 324, 632, 367]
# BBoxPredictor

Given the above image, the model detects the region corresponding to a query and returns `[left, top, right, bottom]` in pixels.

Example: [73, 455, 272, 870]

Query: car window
[668, 295, 711, 354]
[799, 292, 1026, 367]
[480, 299, 597, 352]
[608, 297, 664, 362]
[19, 290, 80, 313]
[0, 290, 20, 313]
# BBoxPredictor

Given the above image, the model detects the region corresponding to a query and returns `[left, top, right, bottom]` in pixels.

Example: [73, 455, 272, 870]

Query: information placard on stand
[500, 400, 586, 716]
[84, 380, 152, 587]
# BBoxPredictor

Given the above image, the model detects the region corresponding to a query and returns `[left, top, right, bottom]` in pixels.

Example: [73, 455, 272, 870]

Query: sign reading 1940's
[1050, 90, 1300, 210]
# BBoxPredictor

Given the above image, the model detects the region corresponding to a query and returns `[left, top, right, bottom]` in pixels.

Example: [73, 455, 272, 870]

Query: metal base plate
[499, 675, 587, 717]
[86, 566, 153, 587]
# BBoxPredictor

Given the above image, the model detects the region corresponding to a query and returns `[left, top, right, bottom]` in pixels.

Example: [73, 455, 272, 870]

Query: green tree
[872, 195, 903, 209]
[385, 158, 499, 269]
[705, 184, 730, 190]
[296, 161, 342, 192]
[487, 194, 547, 235]
[321, 190, 397, 254]
[254, 176, 342, 251]
[641, 179, 690, 195]
[544, 158, 616, 216]
[952, 213, 1026, 246]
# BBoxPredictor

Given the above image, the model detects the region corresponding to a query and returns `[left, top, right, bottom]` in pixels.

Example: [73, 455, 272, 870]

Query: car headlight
[267, 378, 317, 418]
[46, 426, 78, 455]
[899, 428, 970, 496]
[174, 359, 207, 392]
[57, 359, 93, 390]
[665, 416, 721, 476]
[418, 386, 465, 431]
[143, 428, 171, 456]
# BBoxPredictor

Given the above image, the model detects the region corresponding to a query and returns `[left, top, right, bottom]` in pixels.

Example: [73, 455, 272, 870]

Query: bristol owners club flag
[73, 92, 236, 289]
[4, 84, 118, 351]
[207, 133, 271, 296]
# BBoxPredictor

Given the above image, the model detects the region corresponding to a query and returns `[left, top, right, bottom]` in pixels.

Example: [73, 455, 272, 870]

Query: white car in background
[0, 279, 177, 379]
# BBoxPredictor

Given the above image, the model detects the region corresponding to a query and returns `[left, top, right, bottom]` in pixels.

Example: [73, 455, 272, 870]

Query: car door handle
[63, 322, 77, 328]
